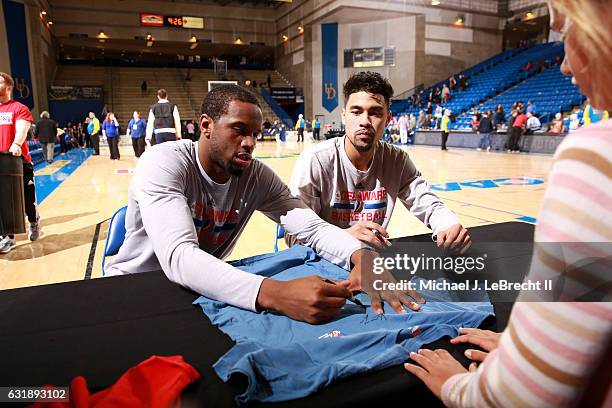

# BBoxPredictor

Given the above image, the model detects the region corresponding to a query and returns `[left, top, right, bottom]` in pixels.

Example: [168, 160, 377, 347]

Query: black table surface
[0, 222, 534, 407]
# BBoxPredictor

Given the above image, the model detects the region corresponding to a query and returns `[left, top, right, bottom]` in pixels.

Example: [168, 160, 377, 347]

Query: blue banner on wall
[2, 0, 34, 109]
[321, 23, 338, 113]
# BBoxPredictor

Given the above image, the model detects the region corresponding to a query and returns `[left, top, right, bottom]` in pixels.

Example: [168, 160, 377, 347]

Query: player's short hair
[0, 72, 14, 88]
[157, 89, 167, 99]
[201, 84, 260, 121]
[343, 71, 394, 108]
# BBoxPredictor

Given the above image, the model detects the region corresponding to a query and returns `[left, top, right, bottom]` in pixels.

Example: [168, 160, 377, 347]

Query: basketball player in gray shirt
[106, 85, 420, 323]
[288, 72, 471, 291]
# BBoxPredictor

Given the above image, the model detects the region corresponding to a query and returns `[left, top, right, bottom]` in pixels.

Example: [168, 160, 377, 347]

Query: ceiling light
[189, 35, 197, 43]
[525, 11, 534, 19]
[431, 0, 440, 5]
[234, 37, 243, 44]
[282, 34, 288, 42]
[454, 16, 464, 26]
[298, 26, 304, 34]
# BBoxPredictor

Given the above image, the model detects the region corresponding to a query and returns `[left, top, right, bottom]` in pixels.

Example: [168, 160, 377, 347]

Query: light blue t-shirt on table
[194, 245, 494, 404]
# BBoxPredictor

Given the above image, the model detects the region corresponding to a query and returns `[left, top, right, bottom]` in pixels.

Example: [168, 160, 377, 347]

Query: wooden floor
[0, 140, 553, 291]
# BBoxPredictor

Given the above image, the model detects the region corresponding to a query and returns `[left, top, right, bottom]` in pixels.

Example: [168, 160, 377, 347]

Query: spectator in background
[493, 104, 506, 129]
[127, 111, 147, 159]
[449, 75, 457, 91]
[408, 113, 416, 144]
[263, 118, 271, 130]
[526, 100, 537, 115]
[141, 80, 147, 96]
[440, 109, 451, 151]
[186, 120, 196, 141]
[433, 87, 442, 104]
[101, 104, 108, 118]
[295, 114, 305, 142]
[476, 111, 493, 152]
[34, 111, 57, 163]
[470, 115, 480, 132]
[422, 114, 431, 130]
[434, 104, 443, 129]
[583, 103, 609, 126]
[76, 122, 84, 147]
[65, 122, 79, 149]
[146, 89, 181, 145]
[55, 125, 66, 154]
[417, 110, 425, 129]
[398, 113, 409, 144]
[313, 117, 321, 141]
[87, 112, 101, 155]
[442, 83, 451, 103]
[535, 59, 544, 73]
[523, 60, 533, 71]
[526, 111, 542, 133]
[549, 112, 566, 133]
[554, 54, 562, 65]
[57, 121, 67, 154]
[102, 112, 120, 160]
[568, 113, 581, 133]
[508, 109, 526, 152]
[425, 101, 433, 115]
[427, 89, 434, 103]
[0, 71, 41, 253]
[383, 121, 393, 143]
[458, 74, 467, 91]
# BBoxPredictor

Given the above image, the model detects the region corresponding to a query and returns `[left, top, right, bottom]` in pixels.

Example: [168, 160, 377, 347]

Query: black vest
[151, 102, 175, 130]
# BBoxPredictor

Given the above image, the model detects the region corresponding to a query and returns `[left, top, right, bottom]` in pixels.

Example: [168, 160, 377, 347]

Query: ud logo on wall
[321, 23, 338, 113]
[2, 0, 35, 109]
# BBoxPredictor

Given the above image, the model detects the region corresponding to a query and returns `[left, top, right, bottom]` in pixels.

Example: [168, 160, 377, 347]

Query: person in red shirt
[0, 72, 41, 254]
[508, 108, 527, 153]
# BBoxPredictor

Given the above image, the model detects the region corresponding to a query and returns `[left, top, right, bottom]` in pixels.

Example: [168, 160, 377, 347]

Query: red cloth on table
[30, 355, 201, 408]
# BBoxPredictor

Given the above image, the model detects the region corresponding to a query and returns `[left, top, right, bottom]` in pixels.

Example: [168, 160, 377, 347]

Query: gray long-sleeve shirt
[286, 137, 459, 245]
[105, 140, 361, 311]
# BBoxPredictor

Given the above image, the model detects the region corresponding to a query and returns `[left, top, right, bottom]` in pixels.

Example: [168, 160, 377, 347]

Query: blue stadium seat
[390, 42, 584, 129]
[102, 206, 128, 275]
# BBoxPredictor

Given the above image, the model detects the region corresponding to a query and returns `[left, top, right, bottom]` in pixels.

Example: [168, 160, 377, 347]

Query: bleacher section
[442, 43, 563, 115]
[454, 66, 585, 129]
[391, 42, 582, 129]
[52, 65, 290, 128]
[111, 67, 199, 123]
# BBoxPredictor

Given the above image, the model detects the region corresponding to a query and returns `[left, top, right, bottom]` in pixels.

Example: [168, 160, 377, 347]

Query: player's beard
[210, 137, 246, 178]
[347, 131, 375, 153]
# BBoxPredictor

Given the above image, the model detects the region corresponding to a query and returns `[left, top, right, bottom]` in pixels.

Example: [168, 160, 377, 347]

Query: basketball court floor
[0, 140, 552, 291]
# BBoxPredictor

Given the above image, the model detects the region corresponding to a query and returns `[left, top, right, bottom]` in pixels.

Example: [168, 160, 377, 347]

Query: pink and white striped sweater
[441, 119, 612, 407]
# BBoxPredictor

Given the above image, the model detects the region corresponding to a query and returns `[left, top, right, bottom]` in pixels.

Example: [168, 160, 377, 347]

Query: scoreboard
[343, 47, 395, 68]
[140, 13, 204, 29]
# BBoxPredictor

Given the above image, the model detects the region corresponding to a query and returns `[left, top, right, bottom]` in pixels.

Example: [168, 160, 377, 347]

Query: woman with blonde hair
[403, 1, 612, 406]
